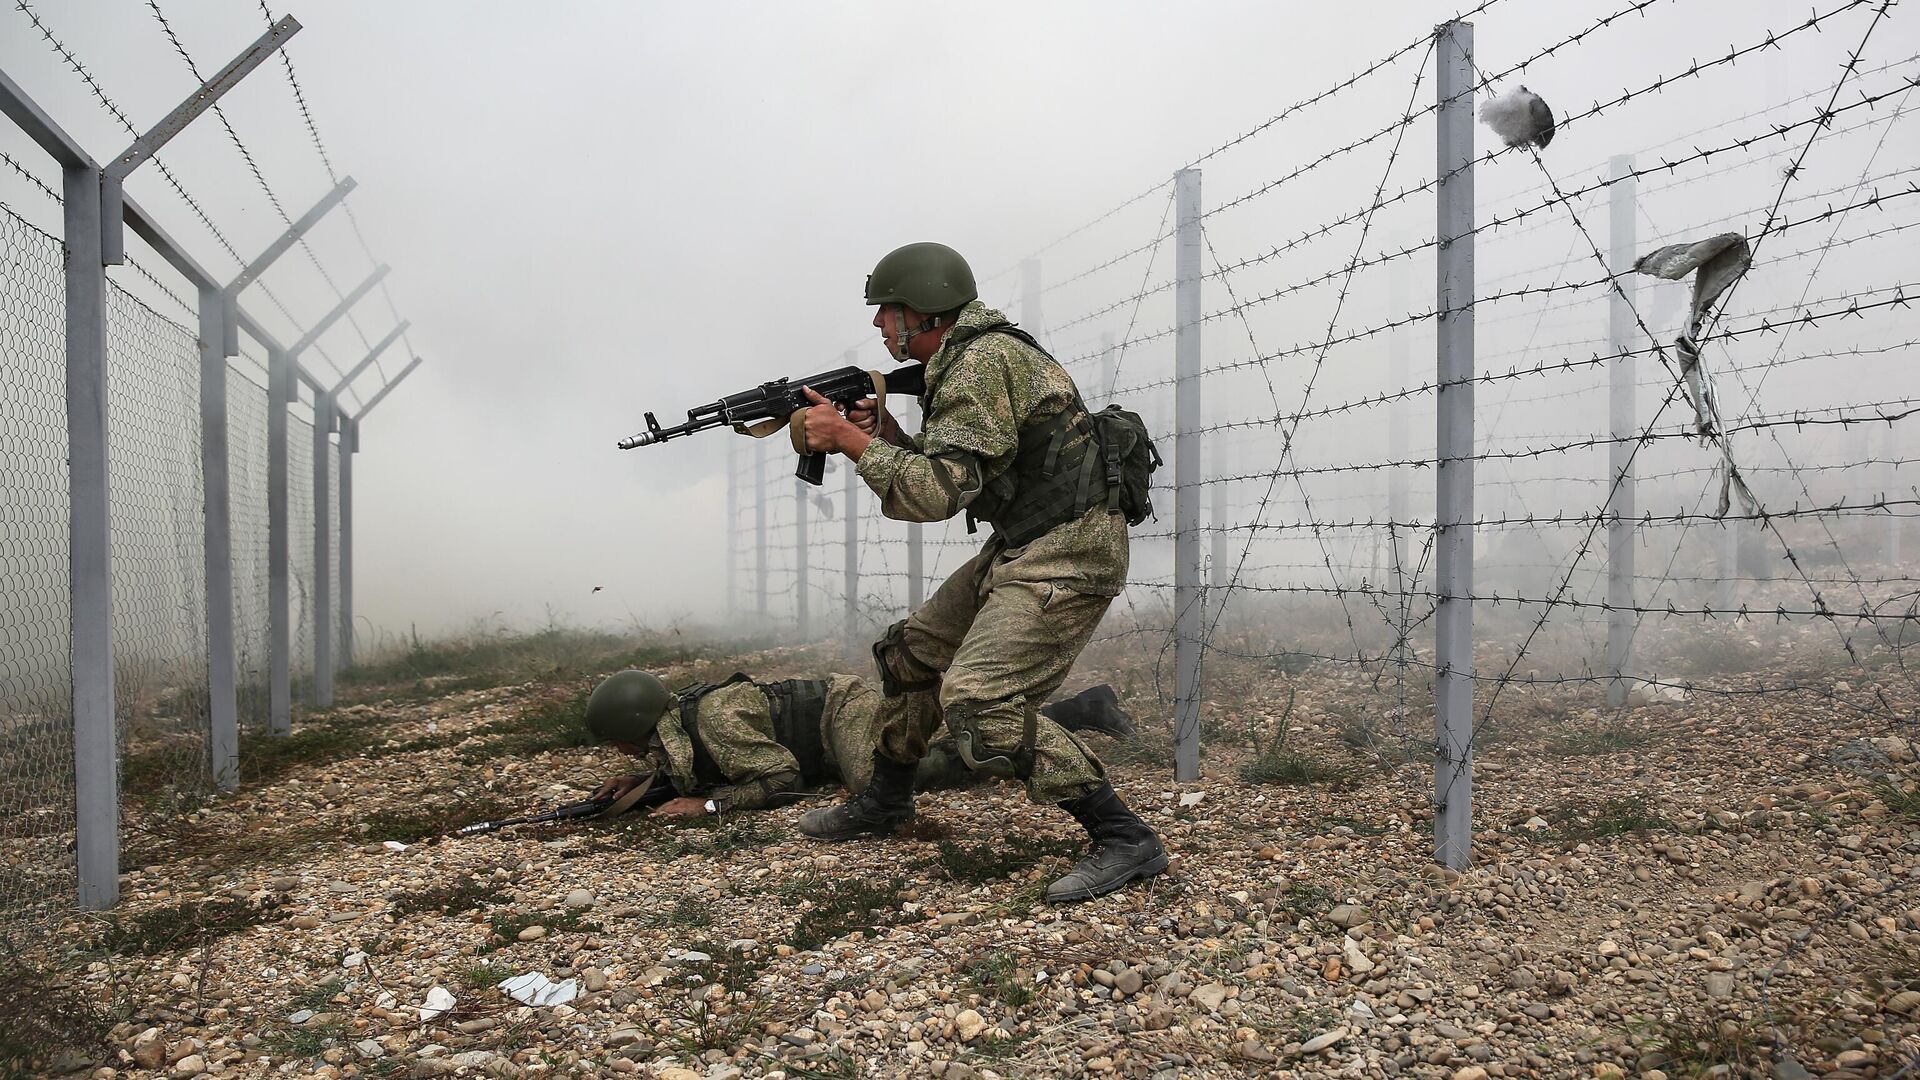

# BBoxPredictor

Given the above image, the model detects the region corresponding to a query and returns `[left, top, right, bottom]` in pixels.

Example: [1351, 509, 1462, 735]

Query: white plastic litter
[419, 986, 456, 1021]
[497, 972, 579, 1007]
[381, 840, 409, 852]
[1178, 791, 1206, 808]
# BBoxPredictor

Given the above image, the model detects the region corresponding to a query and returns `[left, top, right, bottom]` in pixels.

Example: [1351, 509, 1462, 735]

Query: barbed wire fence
[725, 0, 1920, 873]
[0, 7, 425, 933]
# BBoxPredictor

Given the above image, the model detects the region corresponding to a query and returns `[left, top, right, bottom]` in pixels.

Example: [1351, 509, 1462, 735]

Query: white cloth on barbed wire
[1478, 85, 1556, 149]
[1634, 232, 1758, 518]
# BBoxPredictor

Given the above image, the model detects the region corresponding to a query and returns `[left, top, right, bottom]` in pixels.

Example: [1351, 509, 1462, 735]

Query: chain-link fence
[0, 204, 78, 935]
[229, 364, 272, 731]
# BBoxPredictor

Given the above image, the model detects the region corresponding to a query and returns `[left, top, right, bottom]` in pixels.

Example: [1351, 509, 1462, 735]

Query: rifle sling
[599, 768, 659, 818]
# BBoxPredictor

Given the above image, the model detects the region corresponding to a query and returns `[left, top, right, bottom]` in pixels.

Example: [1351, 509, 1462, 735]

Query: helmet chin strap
[890, 304, 943, 362]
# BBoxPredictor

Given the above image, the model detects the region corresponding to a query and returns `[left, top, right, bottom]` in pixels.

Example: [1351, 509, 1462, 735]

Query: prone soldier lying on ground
[581, 669, 1136, 817]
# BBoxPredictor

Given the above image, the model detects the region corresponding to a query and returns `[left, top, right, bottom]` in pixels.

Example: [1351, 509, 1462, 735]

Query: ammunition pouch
[760, 678, 830, 785]
[872, 620, 939, 697]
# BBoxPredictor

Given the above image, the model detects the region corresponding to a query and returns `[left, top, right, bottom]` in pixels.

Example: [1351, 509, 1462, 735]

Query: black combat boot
[1040, 685, 1137, 739]
[798, 752, 916, 840]
[1046, 782, 1168, 903]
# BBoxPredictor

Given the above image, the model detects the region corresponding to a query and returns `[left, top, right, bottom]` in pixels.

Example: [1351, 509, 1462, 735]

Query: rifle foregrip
[796, 451, 826, 486]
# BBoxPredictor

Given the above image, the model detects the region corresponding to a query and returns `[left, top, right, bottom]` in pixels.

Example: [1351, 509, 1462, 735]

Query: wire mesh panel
[228, 363, 272, 729]
[105, 279, 211, 812]
[289, 414, 315, 697]
[0, 204, 77, 940]
[327, 440, 341, 672]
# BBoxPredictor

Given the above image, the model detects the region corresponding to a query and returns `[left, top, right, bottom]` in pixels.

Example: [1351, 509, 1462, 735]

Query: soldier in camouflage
[583, 669, 1135, 816]
[792, 242, 1169, 903]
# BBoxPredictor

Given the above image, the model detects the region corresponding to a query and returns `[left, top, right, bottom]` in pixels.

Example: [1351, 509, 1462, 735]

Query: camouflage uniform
[855, 301, 1125, 804]
[649, 675, 883, 812]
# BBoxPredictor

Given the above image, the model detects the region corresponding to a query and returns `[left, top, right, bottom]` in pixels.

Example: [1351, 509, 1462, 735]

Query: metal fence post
[726, 438, 738, 622]
[844, 445, 860, 657]
[64, 162, 118, 910]
[1021, 258, 1044, 335]
[1172, 167, 1204, 782]
[198, 286, 239, 789]
[267, 345, 291, 735]
[795, 474, 810, 638]
[1100, 332, 1116, 409]
[1606, 155, 1637, 708]
[1433, 19, 1476, 871]
[312, 392, 333, 707]
[339, 415, 355, 669]
[907, 523, 924, 609]
[755, 446, 768, 616]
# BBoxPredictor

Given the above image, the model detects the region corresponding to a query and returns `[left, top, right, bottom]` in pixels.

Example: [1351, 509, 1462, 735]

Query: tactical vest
[938, 325, 1158, 547]
[675, 674, 831, 785]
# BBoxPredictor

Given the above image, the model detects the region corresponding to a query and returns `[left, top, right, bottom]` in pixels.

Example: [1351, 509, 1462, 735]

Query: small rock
[1327, 904, 1366, 929]
[287, 1009, 315, 1025]
[1771, 1057, 1816, 1080]
[451, 1050, 497, 1068]
[341, 951, 368, 968]
[517, 925, 547, 942]
[800, 963, 825, 975]
[582, 967, 607, 992]
[1190, 983, 1230, 1011]
[354, 1039, 386, 1059]
[562, 889, 595, 909]
[131, 1029, 166, 1070]
[1452, 1069, 1489, 1080]
[1298, 1026, 1348, 1054]
[170, 1055, 205, 1078]
[1341, 938, 1375, 975]
[1888, 990, 1920, 1015]
[1115, 969, 1144, 996]
[679, 950, 712, 964]
[955, 1008, 987, 1042]
[1705, 973, 1735, 1000]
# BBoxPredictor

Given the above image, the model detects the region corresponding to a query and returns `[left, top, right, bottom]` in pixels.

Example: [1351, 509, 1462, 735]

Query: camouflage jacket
[855, 302, 1129, 596]
[649, 680, 800, 812]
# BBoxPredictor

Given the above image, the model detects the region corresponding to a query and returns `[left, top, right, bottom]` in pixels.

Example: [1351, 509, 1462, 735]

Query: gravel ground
[22, 636, 1920, 1080]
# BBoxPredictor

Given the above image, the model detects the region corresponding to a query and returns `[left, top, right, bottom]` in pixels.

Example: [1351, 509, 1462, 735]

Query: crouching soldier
[583, 669, 1133, 817]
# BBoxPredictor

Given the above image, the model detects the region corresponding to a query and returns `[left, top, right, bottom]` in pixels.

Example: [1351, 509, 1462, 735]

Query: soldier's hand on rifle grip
[799, 386, 871, 460]
[846, 396, 899, 443]
[591, 774, 646, 801]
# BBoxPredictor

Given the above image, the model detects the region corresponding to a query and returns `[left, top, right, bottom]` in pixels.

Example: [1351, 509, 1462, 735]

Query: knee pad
[945, 700, 1036, 781]
[872, 619, 939, 698]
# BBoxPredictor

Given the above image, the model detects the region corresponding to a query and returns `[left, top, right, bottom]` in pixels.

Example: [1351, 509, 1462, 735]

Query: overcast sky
[2, 1, 1913, 649]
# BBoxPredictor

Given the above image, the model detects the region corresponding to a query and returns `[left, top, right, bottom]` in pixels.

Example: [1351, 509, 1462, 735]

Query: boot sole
[1045, 850, 1170, 904]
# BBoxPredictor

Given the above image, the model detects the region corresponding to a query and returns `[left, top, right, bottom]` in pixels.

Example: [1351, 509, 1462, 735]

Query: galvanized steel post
[267, 345, 291, 735]
[339, 415, 355, 669]
[907, 523, 924, 609]
[1172, 167, 1204, 782]
[198, 285, 239, 789]
[755, 447, 768, 616]
[1605, 157, 1638, 708]
[1433, 20, 1476, 871]
[64, 161, 118, 909]
[313, 393, 334, 707]
[795, 474, 810, 638]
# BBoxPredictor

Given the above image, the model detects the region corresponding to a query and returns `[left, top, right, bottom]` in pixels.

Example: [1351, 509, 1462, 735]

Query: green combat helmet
[866, 243, 978, 360]
[584, 670, 673, 745]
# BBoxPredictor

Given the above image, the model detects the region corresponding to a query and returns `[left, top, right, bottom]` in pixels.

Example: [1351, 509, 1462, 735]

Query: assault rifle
[618, 362, 926, 485]
[452, 779, 674, 838]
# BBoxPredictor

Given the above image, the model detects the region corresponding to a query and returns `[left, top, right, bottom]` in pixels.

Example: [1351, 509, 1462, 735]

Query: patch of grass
[1271, 881, 1334, 921]
[459, 962, 517, 990]
[964, 950, 1035, 1009]
[0, 952, 110, 1080]
[787, 877, 909, 952]
[1635, 1016, 1762, 1076]
[289, 977, 345, 1012]
[650, 816, 782, 860]
[1239, 748, 1357, 788]
[964, 1030, 1033, 1062]
[264, 1019, 347, 1060]
[1874, 781, 1920, 821]
[340, 623, 714, 705]
[360, 797, 522, 845]
[666, 944, 775, 1057]
[639, 894, 716, 931]
[1544, 799, 1674, 842]
[1101, 727, 1177, 768]
[390, 876, 503, 919]
[486, 909, 602, 946]
[934, 834, 1082, 884]
[451, 686, 597, 764]
[95, 895, 283, 955]
[1548, 723, 1651, 756]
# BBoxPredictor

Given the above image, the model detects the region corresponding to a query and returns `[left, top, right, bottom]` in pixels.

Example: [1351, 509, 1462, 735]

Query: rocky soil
[16, 637, 1920, 1079]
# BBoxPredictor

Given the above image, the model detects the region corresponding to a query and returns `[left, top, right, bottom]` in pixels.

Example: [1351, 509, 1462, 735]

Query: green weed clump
[786, 877, 909, 952]
[964, 950, 1035, 1009]
[934, 835, 1082, 884]
[1238, 748, 1356, 788]
[0, 951, 109, 1080]
[95, 895, 283, 955]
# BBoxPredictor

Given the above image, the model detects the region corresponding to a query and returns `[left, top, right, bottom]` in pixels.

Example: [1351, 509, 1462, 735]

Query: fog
[3, 0, 1913, 649]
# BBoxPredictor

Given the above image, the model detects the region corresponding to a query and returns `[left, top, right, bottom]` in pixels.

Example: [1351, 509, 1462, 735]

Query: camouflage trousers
[870, 544, 1111, 804]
